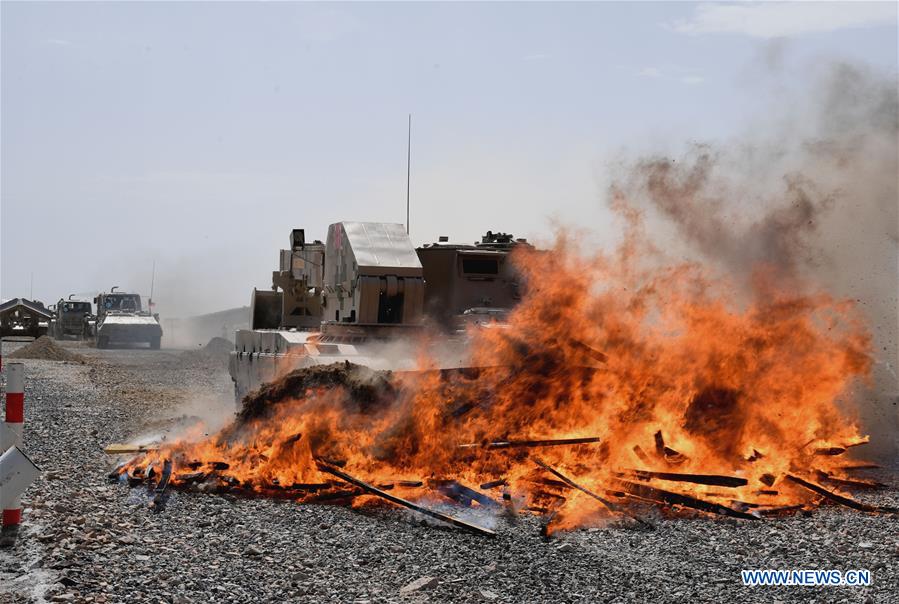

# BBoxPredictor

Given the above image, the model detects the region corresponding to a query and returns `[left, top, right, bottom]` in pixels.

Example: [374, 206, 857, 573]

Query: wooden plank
[430, 480, 500, 509]
[458, 437, 601, 450]
[632, 445, 652, 465]
[150, 459, 173, 512]
[533, 458, 653, 529]
[316, 461, 496, 537]
[625, 469, 748, 488]
[104, 443, 160, 455]
[653, 431, 687, 464]
[814, 471, 886, 490]
[616, 479, 758, 520]
[814, 447, 846, 456]
[479, 479, 507, 490]
[785, 475, 896, 514]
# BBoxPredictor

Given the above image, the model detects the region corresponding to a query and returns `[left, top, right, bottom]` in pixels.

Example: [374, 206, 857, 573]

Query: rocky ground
[0, 340, 897, 604]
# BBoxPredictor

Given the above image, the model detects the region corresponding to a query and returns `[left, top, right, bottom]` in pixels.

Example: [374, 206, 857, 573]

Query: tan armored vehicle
[230, 222, 529, 400]
[417, 230, 529, 331]
[94, 287, 163, 349]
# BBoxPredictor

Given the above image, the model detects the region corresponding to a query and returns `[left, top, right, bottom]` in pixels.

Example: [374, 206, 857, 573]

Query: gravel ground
[1, 340, 897, 604]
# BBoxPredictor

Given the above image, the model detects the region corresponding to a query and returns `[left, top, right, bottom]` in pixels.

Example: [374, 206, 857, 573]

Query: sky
[2, 1, 897, 317]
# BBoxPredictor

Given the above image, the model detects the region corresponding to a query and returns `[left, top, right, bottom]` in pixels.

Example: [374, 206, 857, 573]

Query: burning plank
[632, 445, 652, 465]
[839, 464, 881, 471]
[430, 479, 501, 509]
[615, 480, 758, 520]
[814, 447, 847, 456]
[458, 437, 601, 450]
[150, 459, 173, 512]
[479, 479, 507, 490]
[812, 437, 870, 457]
[533, 458, 653, 529]
[624, 470, 748, 488]
[316, 461, 496, 537]
[814, 471, 886, 490]
[785, 475, 896, 514]
[653, 431, 687, 464]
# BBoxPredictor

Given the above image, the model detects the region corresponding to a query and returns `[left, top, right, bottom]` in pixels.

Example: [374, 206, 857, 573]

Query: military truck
[229, 222, 529, 400]
[93, 287, 163, 349]
[50, 295, 94, 340]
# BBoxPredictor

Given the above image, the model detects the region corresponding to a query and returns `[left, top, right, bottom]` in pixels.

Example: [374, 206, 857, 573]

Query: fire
[124, 222, 877, 531]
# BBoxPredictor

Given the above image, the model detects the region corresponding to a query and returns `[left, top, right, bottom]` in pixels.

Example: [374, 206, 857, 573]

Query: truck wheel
[97, 336, 109, 349]
[150, 337, 161, 350]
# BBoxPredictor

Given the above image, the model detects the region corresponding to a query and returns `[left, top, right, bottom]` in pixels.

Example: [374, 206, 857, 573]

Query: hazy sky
[2, 1, 896, 316]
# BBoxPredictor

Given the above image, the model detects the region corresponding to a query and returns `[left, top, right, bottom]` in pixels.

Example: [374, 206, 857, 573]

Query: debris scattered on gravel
[400, 576, 439, 594]
[7, 336, 86, 363]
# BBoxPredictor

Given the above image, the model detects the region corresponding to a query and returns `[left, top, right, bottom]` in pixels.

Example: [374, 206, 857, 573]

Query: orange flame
[128, 226, 873, 529]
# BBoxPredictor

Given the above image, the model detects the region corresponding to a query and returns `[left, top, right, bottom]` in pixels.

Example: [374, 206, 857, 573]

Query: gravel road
[1, 341, 896, 604]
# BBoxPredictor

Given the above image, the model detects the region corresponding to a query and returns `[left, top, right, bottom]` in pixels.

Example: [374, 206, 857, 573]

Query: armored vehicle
[417, 230, 528, 331]
[229, 222, 528, 400]
[50, 295, 94, 340]
[93, 287, 163, 349]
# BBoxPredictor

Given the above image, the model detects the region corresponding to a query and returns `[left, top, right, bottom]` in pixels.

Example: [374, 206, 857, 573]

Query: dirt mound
[8, 336, 86, 363]
[180, 337, 233, 368]
[237, 361, 397, 424]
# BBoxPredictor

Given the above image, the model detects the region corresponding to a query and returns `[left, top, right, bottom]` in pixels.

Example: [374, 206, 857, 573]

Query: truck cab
[93, 288, 163, 349]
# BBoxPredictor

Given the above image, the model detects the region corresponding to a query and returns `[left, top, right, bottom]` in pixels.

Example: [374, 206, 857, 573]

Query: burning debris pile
[117, 231, 894, 535]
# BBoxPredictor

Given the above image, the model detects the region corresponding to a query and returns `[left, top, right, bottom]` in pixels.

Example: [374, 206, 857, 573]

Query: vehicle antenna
[149, 260, 156, 312]
[406, 113, 412, 235]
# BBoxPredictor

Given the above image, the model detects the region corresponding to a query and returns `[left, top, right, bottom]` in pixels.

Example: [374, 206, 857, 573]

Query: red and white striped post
[3, 362, 25, 529]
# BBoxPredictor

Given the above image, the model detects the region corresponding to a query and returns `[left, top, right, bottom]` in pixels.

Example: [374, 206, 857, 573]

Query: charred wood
[814, 471, 886, 490]
[616, 480, 758, 520]
[632, 445, 652, 465]
[839, 464, 881, 471]
[533, 459, 653, 529]
[785, 475, 894, 514]
[653, 431, 687, 464]
[150, 460, 173, 512]
[814, 447, 846, 456]
[624, 469, 748, 488]
[458, 437, 601, 450]
[759, 474, 777, 487]
[316, 461, 496, 537]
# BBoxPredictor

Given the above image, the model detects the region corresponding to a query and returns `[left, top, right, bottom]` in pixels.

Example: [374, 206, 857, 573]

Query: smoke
[610, 60, 898, 462]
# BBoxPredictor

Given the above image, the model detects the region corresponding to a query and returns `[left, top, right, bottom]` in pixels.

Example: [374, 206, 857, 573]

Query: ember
[119, 227, 890, 534]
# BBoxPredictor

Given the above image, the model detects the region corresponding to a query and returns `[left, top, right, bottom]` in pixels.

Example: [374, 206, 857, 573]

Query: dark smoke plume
[612, 61, 898, 462]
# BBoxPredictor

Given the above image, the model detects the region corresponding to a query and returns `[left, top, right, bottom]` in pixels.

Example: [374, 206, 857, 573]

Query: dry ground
[0, 340, 896, 603]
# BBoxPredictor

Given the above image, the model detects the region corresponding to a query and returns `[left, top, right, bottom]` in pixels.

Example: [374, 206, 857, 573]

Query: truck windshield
[104, 295, 141, 312]
[62, 302, 91, 313]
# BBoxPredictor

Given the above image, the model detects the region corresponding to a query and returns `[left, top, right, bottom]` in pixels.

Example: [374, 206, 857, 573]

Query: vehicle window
[462, 257, 499, 275]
